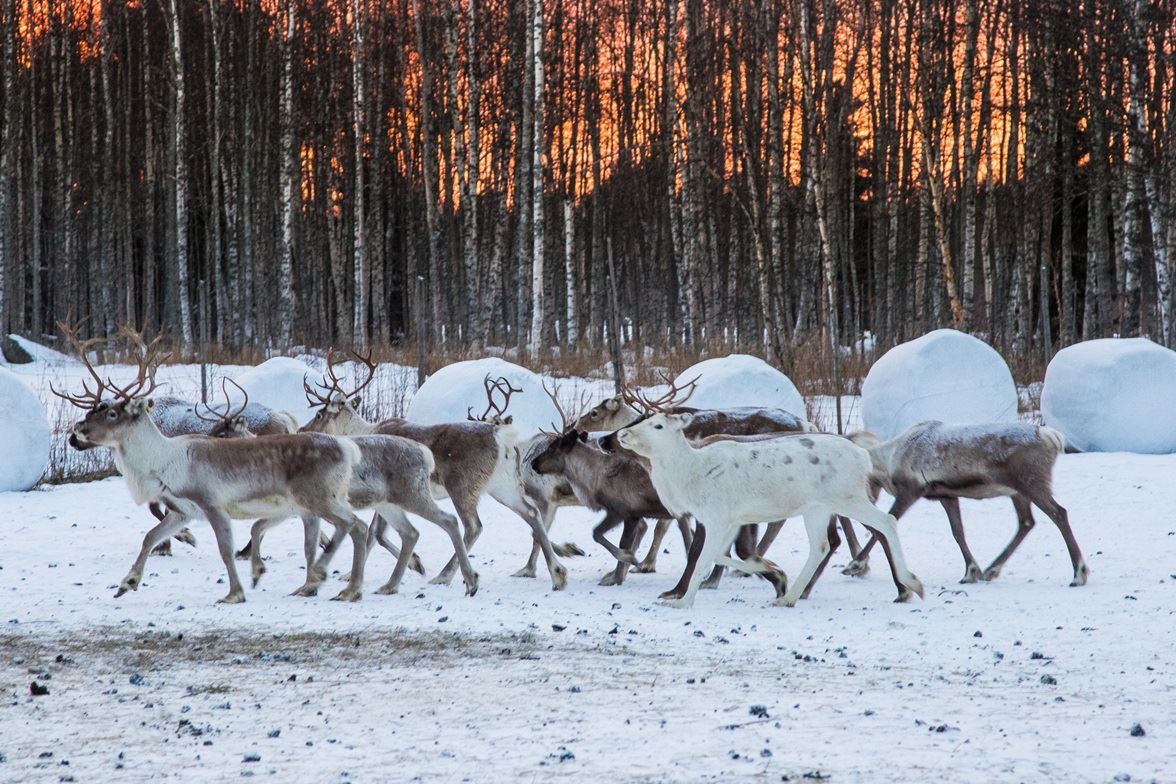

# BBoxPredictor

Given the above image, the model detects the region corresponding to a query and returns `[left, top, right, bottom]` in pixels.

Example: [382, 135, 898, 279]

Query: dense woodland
[0, 0, 1172, 364]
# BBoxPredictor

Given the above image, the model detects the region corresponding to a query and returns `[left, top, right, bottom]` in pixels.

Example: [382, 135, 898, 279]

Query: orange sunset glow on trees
[0, 0, 1172, 361]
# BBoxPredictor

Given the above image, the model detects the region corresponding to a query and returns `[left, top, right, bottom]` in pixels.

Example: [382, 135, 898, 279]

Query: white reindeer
[614, 412, 924, 608]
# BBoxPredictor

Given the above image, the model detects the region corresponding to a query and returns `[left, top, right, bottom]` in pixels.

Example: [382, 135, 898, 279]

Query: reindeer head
[531, 428, 590, 475]
[571, 395, 634, 432]
[302, 349, 377, 435]
[598, 373, 698, 453]
[52, 323, 165, 451]
[615, 412, 695, 457]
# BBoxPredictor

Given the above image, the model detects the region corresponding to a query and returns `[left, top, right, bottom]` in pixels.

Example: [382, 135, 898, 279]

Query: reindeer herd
[50, 324, 1088, 608]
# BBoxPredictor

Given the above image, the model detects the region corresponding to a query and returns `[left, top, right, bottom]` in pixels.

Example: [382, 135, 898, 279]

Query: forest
[0, 0, 1172, 366]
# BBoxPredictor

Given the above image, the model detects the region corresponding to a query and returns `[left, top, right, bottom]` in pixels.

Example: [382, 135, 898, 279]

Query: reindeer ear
[503, 415, 513, 424]
[350, 396, 362, 409]
[578, 431, 589, 443]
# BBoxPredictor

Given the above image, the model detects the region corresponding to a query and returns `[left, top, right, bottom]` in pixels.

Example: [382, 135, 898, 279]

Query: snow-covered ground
[2, 450, 1174, 782]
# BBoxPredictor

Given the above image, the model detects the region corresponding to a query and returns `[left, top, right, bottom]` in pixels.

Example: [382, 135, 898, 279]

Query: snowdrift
[861, 329, 1017, 440]
[1042, 337, 1176, 454]
[0, 367, 51, 491]
[227, 356, 320, 427]
[673, 355, 805, 417]
[407, 358, 560, 434]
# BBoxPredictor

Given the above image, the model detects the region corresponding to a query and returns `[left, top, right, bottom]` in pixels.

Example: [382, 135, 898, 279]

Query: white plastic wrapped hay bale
[861, 329, 1017, 440]
[1041, 337, 1176, 453]
[673, 354, 805, 417]
[407, 357, 560, 435]
[0, 367, 51, 491]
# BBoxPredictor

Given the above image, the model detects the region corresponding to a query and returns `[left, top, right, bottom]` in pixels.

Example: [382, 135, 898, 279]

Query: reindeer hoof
[658, 589, 684, 601]
[982, 566, 1002, 582]
[893, 588, 913, 603]
[464, 573, 480, 597]
[1070, 564, 1089, 587]
[773, 596, 799, 608]
[663, 596, 693, 609]
[598, 572, 622, 587]
[151, 541, 173, 557]
[234, 544, 253, 561]
[960, 565, 982, 584]
[554, 542, 586, 558]
[115, 575, 140, 597]
[511, 566, 537, 579]
[331, 588, 362, 602]
[290, 583, 319, 598]
[908, 578, 925, 599]
[429, 573, 455, 587]
[409, 554, 425, 575]
[842, 559, 869, 577]
[632, 562, 657, 574]
[174, 528, 197, 547]
[374, 582, 399, 595]
[700, 578, 721, 590]
[551, 566, 568, 591]
[217, 590, 246, 605]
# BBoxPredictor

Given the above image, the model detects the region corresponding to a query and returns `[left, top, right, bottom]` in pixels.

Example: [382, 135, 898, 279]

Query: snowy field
[2, 449, 1175, 782]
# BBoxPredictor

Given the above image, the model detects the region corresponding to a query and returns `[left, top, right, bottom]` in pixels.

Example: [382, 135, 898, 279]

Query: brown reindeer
[301, 353, 572, 590]
[844, 421, 1088, 597]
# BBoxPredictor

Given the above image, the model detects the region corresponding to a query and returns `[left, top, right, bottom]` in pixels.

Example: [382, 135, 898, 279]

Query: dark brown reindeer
[301, 353, 573, 590]
[844, 420, 1088, 596]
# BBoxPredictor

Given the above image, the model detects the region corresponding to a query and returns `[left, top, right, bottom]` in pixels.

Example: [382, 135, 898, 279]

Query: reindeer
[612, 405, 925, 609]
[595, 377, 866, 590]
[199, 389, 477, 598]
[54, 330, 371, 604]
[301, 354, 572, 590]
[842, 421, 1088, 592]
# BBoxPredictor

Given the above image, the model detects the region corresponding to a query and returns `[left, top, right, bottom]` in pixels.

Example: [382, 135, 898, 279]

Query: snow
[1041, 338, 1176, 454]
[674, 354, 805, 417]
[2, 335, 74, 366]
[226, 357, 321, 427]
[862, 329, 1018, 440]
[1, 450, 1174, 781]
[407, 357, 562, 434]
[0, 367, 51, 492]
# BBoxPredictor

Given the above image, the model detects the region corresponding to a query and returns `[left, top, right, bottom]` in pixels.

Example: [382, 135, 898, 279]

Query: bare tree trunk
[412, 0, 444, 347]
[0, 0, 13, 332]
[351, 0, 369, 345]
[277, 0, 296, 345]
[168, 0, 193, 349]
[527, 0, 546, 355]
[462, 0, 482, 348]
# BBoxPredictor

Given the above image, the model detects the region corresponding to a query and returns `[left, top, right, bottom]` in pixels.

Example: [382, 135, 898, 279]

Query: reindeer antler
[106, 325, 166, 402]
[304, 348, 378, 409]
[539, 380, 593, 435]
[620, 372, 700, 415]
[467, 375, 524, 422]
[195, 378, 250, 426]
[49, 320, 113, 409]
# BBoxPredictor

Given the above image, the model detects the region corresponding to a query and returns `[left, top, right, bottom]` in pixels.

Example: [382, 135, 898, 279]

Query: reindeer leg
[940, 498, 982, 583]
[199, 506, 246, 604]
[775, 511, 836, 608]
[843, 489, 919, 576]
[593, 513, 636, 583]
[248, 517, 287, 587]
[756, 521, 784, 556]
[634, 518, 671, 573]
[798, 518, 841, 600]
[371, 506, 419, 595]
[323, 509, 368, 602]
[117, 510, 189, 597]
[292, 516, 344, 597]
[660, 521, 706, 600]
[666, 522, 735, 609]
[408, 497, 479, 597]
[432, 493, 483, 586]
[702, 524, 756, 589]
[513, 495, 557, 578]
[370, 512, 425, 576]
[837, 515, 864, 561]
[846, 501, 924, 603]
[719, 523, 788, 599]
[516, 501, 568, 591]
[603, 518, 645, 586]
[1028, 491, 1088, 587]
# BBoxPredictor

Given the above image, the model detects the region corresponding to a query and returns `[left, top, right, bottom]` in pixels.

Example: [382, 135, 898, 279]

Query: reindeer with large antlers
[301, 354, 573, 590]
[55, 326, 371, 603]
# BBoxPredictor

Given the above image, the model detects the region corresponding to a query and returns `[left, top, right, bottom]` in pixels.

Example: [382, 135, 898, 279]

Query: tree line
[0, 0, 1172, 364]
